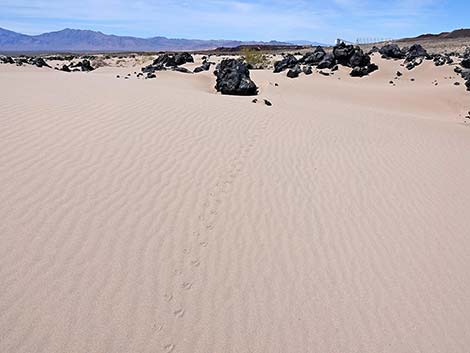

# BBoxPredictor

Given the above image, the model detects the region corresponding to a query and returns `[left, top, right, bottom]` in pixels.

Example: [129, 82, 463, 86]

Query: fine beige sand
[1, 56, 470, 353]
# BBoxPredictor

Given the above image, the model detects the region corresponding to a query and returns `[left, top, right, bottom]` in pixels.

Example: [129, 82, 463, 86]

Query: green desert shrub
[242, 48, 269, 69]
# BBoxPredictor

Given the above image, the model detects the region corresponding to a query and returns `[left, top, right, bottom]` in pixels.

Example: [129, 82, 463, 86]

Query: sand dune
[1, 56, 470, 353]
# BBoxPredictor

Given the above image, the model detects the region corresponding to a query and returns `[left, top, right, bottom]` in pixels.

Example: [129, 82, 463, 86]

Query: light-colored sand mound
[1, 57, 470, 353]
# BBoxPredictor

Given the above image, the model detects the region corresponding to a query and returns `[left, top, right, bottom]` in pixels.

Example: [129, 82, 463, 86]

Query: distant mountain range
[0, 27, 324, 52]
[401, 28, 470, 41]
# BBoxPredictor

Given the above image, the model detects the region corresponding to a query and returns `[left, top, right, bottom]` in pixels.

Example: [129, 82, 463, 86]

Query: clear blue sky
[1, 0, 469, 43]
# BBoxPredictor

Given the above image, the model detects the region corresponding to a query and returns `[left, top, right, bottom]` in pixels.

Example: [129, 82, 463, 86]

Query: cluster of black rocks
[274, 43, 378, 78]
[0, 55, 96, 72]
[379, 43, 457, 70]
[454, 49, 470, 91]
[142, 52, 195, 77]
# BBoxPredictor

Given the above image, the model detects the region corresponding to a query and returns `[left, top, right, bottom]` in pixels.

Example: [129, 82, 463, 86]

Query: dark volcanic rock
[153, 53, 194, 68]
[379, 44, 405, 59]
[433, 54, 453, 66]
[60, 64, 71, 72]
[274, 54, 298, 73]
[317, 53, 335, 69]
[287, 65, 302, 78]
[71, 59, 94, 72]
[1, 56, 15, 64]
[460, 69, 470, 81]
[461, 58, 470, 69]
[214, 59, 258, 96]
[174, 52, 194, 66]
[303, 65, 313, 75]
[31, 57, 51, 68]
[300, 46, 326, 65]
[193, 60, 211, 73]
[349, 48, 371, 68]
[173, 66, 191, 73]
[333, 42, 355, 65]
[264, 99, 272, 106]
[350, 63, 378, 77]
[405, 44, 428, 62]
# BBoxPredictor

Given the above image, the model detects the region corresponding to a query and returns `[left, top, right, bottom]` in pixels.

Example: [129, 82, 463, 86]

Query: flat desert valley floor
[1, 56, 470, 352]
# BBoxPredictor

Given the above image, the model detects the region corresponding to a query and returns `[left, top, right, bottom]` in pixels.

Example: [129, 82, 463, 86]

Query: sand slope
[1, 58, 470, 353]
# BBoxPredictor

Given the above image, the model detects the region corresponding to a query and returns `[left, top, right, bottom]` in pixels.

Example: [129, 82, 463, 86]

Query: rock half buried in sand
[214, 59, 258, 96]
[193, 60, 212, 73]
[71, 59, 94, 72]
[350, 63, 378, 77]
[379, 44, 405, 59]
[31, 57, 51, 68]
[287, 65, 302, 78]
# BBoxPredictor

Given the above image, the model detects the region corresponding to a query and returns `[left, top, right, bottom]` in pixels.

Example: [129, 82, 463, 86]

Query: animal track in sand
[164, 294, 173, 303]
[163, 343, 175, 352]
[159, 111, 272, 338]
[182, 282, 193, 290]
[173, 308, 185, 318]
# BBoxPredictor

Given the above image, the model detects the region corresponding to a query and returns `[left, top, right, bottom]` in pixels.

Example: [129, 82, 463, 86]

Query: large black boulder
[274, 54, 298, 73]
[405, 44, 428, 62]
[379, 44, 405, 59]
[214, 59, 258, 96]
[349, 48, 371, 68]
[333, 42, 355, 65]
[174, 52, 194, 66]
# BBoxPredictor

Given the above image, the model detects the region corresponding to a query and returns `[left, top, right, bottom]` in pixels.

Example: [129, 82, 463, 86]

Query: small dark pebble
[389, 81, 394, 84]
[396, 71, 403, 77]
[264, 99, 272, 106]
[116, 75, 120, 78]
[410, 78, 415, 82]
[274, 83, 279, 87]
[454, 82, 460, 86]
[252, 99, 258, 103]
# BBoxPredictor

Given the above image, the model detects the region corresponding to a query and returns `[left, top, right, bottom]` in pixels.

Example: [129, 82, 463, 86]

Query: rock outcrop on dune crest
[142, 52, 194, 74]
[274, 42, 378, 78]
[214, 59, 258, 96]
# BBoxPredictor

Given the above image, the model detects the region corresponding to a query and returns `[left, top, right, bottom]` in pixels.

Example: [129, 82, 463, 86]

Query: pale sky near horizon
[0, 0, 468, 44]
